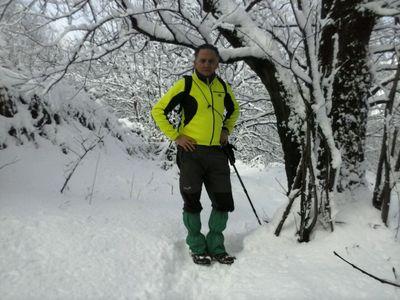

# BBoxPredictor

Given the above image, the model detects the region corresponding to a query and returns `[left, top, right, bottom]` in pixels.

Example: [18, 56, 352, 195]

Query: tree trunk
[380, 156, 391, 225]
[212, 25, 302, 191]
[320, 0, 376, 191]
[372, 62, 400, 224]
[372, 134, 386, 209]
[245, 58, 301, 190]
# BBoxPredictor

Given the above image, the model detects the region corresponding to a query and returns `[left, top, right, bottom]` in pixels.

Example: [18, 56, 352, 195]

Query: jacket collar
[194, 70, 216, 85]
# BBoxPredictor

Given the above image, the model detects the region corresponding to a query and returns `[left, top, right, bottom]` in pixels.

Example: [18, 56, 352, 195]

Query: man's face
[194, 49, 219, 78]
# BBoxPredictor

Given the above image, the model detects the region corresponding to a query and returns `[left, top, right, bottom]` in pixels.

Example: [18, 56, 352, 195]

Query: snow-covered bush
[0, 66, 154, 160]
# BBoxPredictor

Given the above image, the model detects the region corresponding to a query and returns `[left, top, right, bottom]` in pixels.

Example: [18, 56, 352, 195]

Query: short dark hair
[194, 44, 220, 59]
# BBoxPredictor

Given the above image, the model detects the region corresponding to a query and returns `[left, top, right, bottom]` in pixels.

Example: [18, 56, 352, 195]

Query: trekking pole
[222, 143, 262, 226]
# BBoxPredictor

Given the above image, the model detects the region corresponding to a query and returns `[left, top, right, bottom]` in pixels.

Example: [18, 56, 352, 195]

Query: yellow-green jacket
[151, 72, 239, 146]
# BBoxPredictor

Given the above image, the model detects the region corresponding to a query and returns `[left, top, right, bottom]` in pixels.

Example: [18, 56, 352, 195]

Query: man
[151, 44, 239, 265]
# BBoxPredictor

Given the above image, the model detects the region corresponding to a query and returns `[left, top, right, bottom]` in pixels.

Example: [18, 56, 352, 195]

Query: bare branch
[0, 158, 20, 170]
[60, 135, 104, 194]
[0, 0, 13, 23]
[334, 251, 400, 288]
[245, 0, 262, 12]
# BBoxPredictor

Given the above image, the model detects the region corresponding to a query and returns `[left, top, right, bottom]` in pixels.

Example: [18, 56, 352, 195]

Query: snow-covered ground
[1, 135, 400, 300]
[1, 74, 399, 300]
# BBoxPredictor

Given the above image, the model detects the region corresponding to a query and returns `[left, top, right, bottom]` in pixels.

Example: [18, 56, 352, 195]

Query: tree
[368, 13, 400, 225]
[371, 60, 400, 225]
[319, 0, 376, 191]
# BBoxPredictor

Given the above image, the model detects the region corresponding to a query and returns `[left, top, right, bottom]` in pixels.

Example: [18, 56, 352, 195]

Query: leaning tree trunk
[320, 0, 376, 191]
[212, 25, 302, 192]
[372, 62, 400, 225]
[245, 58, 302, 190]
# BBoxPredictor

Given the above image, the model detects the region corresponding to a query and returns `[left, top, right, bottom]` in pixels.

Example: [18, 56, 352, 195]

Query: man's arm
[222, 83, 240, 135]
[151, 79, 185, 141]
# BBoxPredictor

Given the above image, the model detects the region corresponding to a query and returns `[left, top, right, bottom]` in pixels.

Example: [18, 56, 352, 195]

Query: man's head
[194, 44, 219, 78]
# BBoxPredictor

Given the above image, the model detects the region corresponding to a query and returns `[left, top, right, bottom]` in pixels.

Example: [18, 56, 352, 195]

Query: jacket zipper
[208, 79, 215, 145]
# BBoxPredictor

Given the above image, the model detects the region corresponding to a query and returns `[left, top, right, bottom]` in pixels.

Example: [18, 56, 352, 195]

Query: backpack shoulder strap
[217, 76, 228, 95]
[183, 75, 192, 97]
[175, 75, 192, 122]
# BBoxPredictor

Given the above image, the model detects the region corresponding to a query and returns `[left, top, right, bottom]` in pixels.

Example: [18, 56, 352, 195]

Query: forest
[0, 1, 400, 299]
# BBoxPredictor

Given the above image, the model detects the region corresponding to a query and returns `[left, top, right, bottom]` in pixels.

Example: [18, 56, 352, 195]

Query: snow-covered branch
[361, 1, 400, 17]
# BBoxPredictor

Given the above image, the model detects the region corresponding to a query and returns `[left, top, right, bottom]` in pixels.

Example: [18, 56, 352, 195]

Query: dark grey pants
[176, 145, 234, 213]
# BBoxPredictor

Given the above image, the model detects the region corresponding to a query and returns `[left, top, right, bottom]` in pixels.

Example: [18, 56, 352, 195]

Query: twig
[293, 212, 299, 233]
[274, 177, 288, 195]
[137, 188, 142, 201]
[129, 172, 135, 201]
[60, 136, 104, 193]
[0, 158, 20, 170]
[147, 172, 154, 185]
[262, 208, 271, 223]
[88, 151, 101, 205]
[0, 0, 13, 23]
[275, 142, 305, 236]
[333, 251, 400, 288]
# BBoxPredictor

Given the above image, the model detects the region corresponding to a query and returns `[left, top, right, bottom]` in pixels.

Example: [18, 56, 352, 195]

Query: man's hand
[175, 135, 197, 151]
[220, 128, 229, 145]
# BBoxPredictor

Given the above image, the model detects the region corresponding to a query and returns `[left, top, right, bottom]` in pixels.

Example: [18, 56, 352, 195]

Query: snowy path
[1, 144, 400, 299]
[2, 205, 399, 300]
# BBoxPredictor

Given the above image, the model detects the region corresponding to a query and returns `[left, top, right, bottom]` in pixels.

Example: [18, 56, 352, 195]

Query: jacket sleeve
[223, 83, 240, 134]
[151, 79, 185, 141]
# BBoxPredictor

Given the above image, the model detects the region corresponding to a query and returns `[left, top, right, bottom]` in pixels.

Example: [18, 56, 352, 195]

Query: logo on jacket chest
[213, 91, 225, 99]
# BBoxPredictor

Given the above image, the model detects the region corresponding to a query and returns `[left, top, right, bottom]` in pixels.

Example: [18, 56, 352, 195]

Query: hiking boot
[191, 253, 212, 265]
[212, 253, 236, 265]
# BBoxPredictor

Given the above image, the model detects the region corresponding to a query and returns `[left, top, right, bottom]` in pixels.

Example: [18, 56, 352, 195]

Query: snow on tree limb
[361, 1, 400, 17]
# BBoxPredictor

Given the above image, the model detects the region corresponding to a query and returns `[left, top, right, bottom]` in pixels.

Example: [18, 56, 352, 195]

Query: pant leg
[183, 211, 207, 255]
[177, 148, 204, 213]
[178, 148, 207, 254]
[203, 150, 234, 212]
[206, 208, 228, 255]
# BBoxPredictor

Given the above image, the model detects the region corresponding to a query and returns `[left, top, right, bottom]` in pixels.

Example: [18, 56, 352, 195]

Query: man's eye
[200, 59, 215, 64]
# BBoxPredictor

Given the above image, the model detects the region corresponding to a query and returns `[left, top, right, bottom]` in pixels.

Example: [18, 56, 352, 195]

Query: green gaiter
[206, 209, 228, 255]
[182, 211, 207, 255]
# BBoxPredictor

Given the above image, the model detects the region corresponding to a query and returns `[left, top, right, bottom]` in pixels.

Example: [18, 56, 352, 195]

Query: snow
[361, 2, 400, 17]
[1, 0, 399, 297]
[0, 66, 399, 299]
[1, 128, 400, 299]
